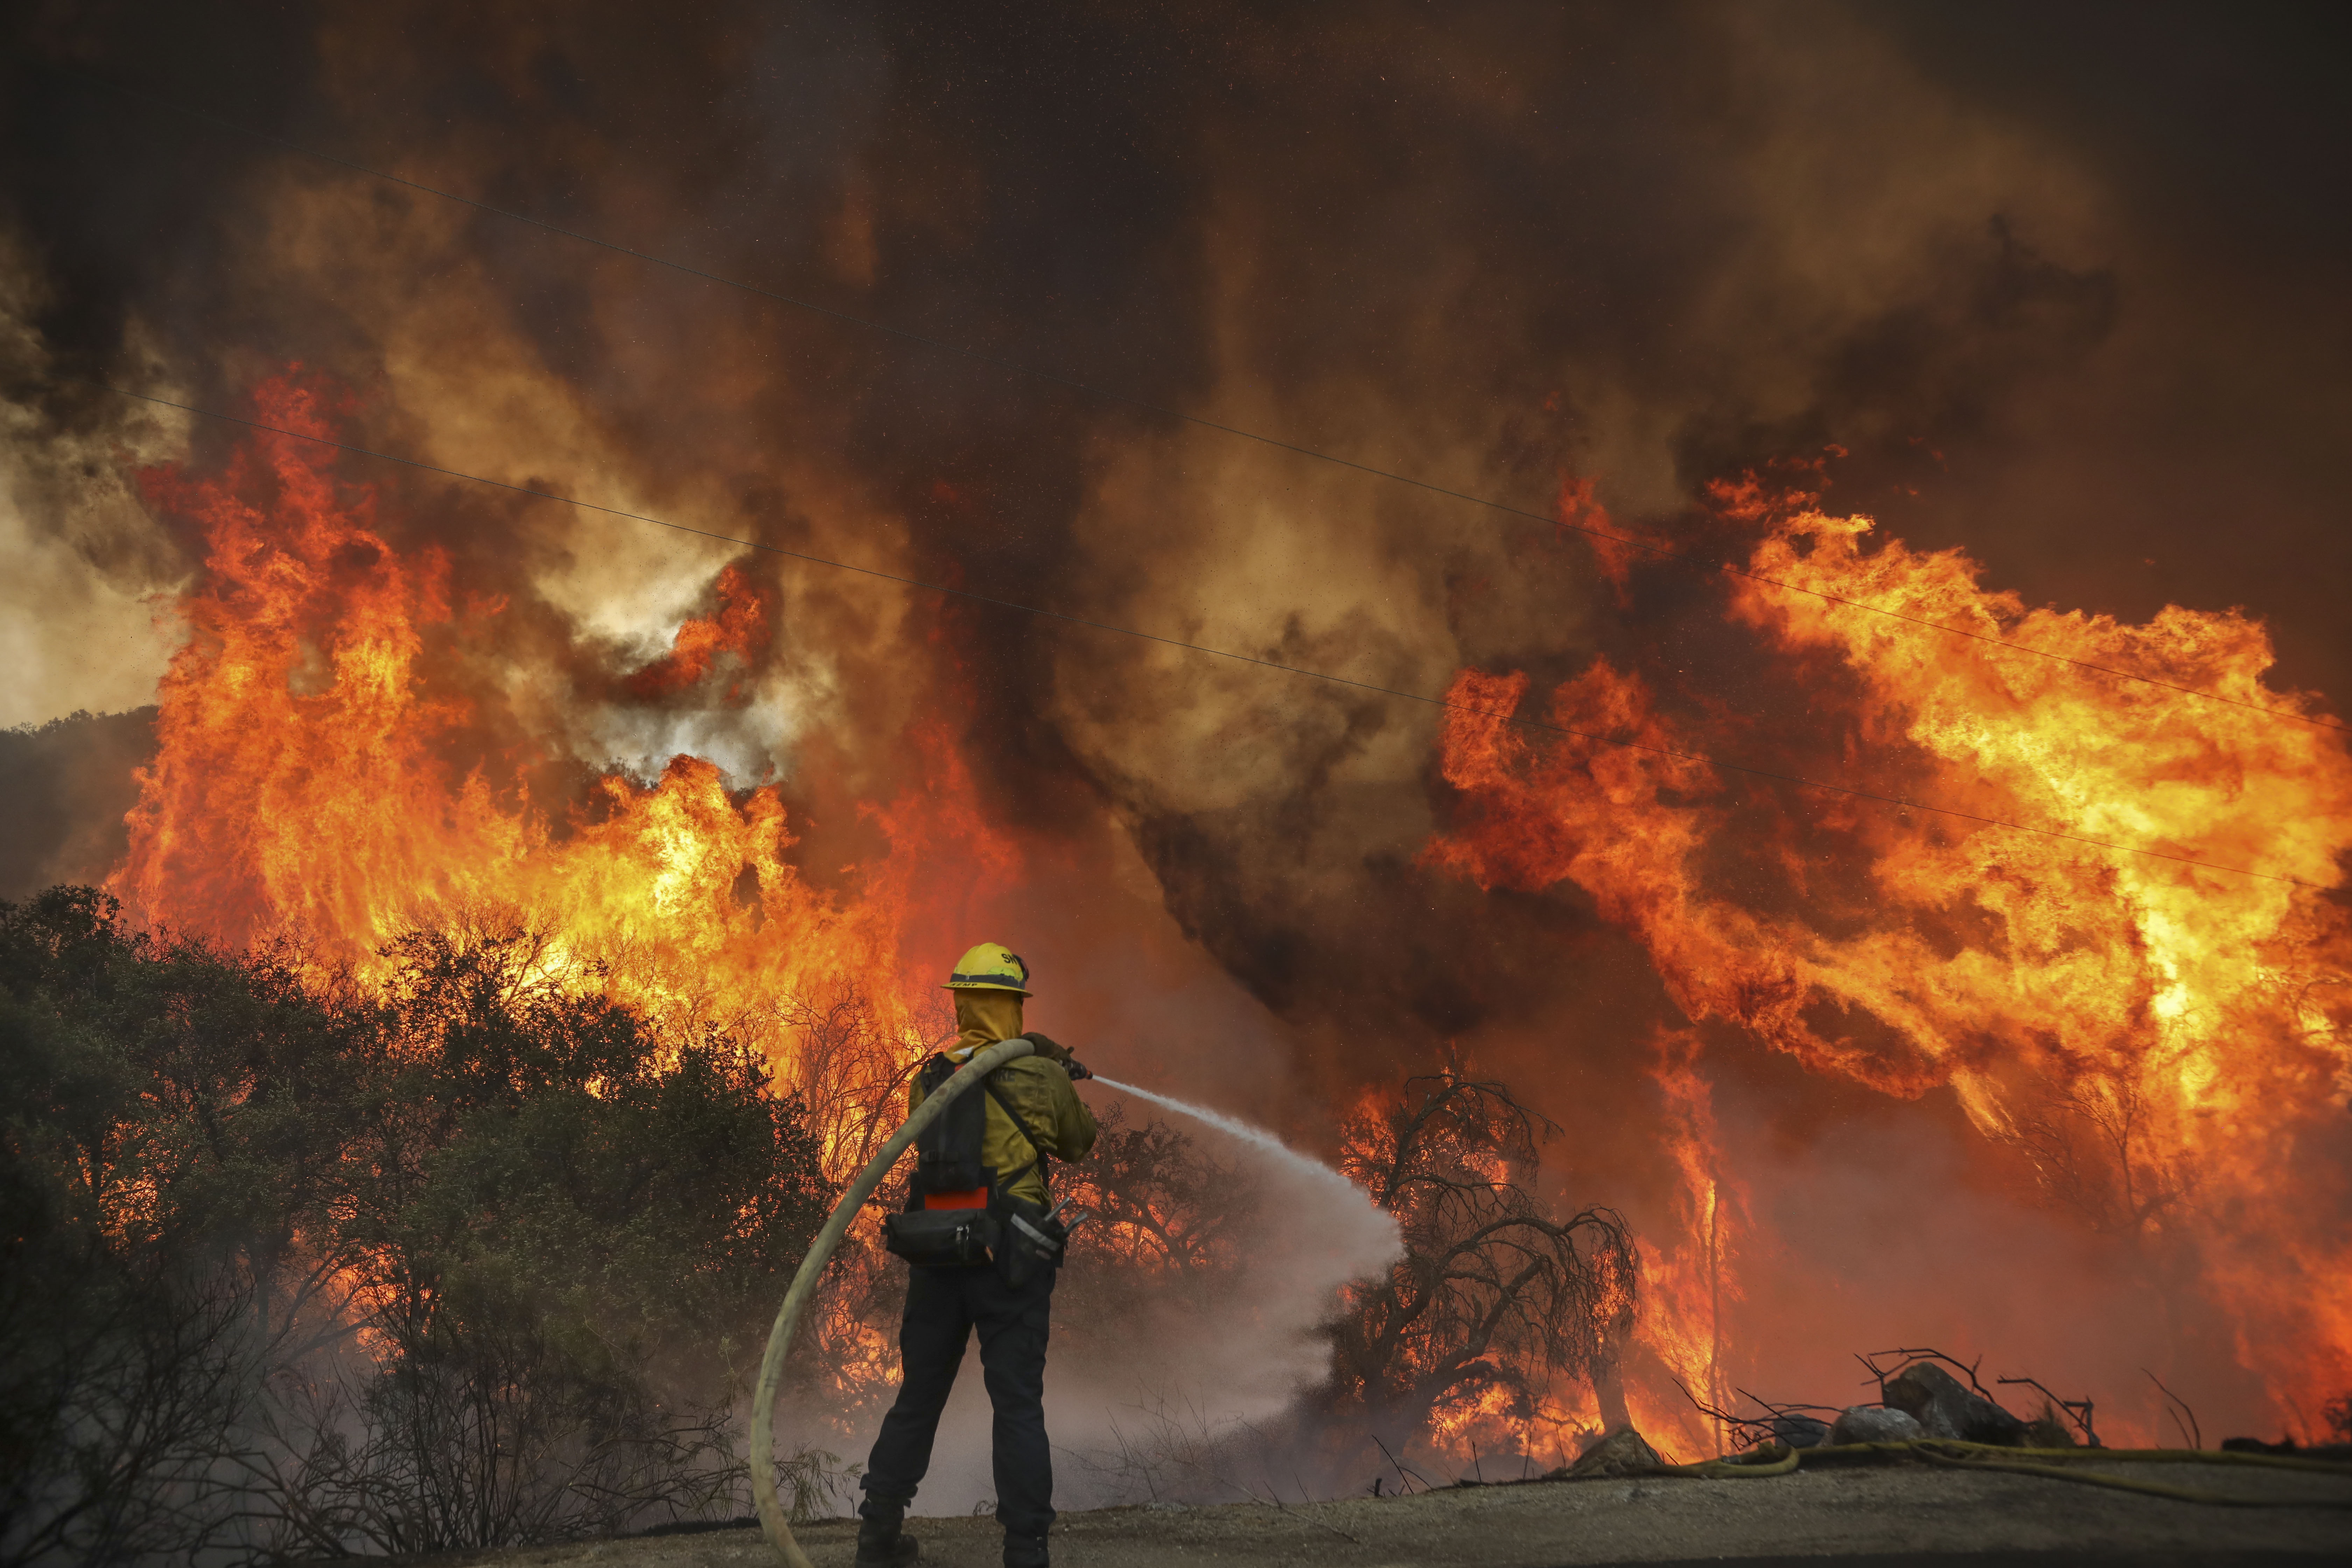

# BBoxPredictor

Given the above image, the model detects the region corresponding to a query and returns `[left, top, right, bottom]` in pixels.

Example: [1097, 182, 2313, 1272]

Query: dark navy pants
[861, 1262, 1058, 1536]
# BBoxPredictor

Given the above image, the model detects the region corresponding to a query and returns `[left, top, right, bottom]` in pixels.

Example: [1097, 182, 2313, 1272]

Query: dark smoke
[0, 709, 154, 896]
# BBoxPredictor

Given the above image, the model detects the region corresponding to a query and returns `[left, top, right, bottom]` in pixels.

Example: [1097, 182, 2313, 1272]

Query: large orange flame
[1623, 1028, 1748, 1458]
[1428, 477, 2352, 1435]
[622, 562, 775, 703]
[111, 371, 1013, 1071]
[97, 369, 2352, 1444]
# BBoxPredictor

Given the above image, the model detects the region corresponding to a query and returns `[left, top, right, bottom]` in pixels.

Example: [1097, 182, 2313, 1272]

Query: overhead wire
[83, 380, 2323, 891]
[49, 63, 2349, 741]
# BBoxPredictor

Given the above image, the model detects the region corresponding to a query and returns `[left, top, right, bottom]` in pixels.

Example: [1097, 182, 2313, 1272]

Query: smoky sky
[2, 0, 2348, 1098]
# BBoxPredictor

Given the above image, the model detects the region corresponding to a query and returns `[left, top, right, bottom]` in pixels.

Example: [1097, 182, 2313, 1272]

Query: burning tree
[1060, 1104, 1256, 1280]
[1994, 1069, 2200, 1237]
[774, 985, 946, 1175]
[1049, 1103, 1263, 1402]
[1328, 1069, 1636, 1457]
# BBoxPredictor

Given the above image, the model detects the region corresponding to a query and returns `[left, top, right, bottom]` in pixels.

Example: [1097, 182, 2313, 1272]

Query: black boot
[855, 1494, 919, 1565]
[1002, 1531, 1049, 1568]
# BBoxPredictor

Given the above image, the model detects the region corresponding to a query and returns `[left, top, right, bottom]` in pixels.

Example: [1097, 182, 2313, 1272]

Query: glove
[1020, 1031, 1074, 1066]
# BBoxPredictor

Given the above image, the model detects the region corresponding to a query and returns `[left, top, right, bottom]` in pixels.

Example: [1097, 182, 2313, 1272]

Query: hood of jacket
[950, 989, 1024, 1059]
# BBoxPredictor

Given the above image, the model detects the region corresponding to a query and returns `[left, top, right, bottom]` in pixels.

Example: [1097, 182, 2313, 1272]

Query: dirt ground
[336, 1456, 2349, 1568]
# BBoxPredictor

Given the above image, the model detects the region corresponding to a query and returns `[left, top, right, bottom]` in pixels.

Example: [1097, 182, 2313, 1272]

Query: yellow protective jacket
[913, 995, 1096, 1208]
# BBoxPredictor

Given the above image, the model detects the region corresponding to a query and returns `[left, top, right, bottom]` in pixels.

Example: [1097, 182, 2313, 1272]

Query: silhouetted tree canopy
[0, 888, 833, 1563]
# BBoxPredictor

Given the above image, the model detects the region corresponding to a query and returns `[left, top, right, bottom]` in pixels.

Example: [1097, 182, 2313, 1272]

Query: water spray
[1088, 1074, 1366, 1209]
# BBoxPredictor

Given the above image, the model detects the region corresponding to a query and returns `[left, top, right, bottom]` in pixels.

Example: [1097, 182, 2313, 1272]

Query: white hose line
[751, 1036, 1037, 1568]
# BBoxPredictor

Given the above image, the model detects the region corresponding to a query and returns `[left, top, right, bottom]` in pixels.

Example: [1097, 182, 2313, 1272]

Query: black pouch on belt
[980, 1076, 1068, 1288]
[995, 1195, 1066, 1289]
[883, 1205, 1001, 1267]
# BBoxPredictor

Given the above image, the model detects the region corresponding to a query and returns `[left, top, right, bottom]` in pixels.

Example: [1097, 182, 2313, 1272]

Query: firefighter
[856, 943, 1097, 1568]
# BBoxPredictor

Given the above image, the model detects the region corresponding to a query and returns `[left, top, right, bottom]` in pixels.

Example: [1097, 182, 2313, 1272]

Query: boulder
[1883, 1362, 2031, 1446]
[1829, 1405, 1925, 1444]
[1769, 1413, 1831, 1449]
[1560, 1426, 1664, 1477]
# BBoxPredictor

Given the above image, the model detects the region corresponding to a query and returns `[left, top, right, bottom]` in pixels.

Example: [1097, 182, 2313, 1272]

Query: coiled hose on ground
[749, 1036, 1036, 1568]
[1653, 1438, 2352, 1506]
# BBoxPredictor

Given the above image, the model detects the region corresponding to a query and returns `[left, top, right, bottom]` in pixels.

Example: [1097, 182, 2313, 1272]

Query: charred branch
[1329, 1069, 1636, 1445]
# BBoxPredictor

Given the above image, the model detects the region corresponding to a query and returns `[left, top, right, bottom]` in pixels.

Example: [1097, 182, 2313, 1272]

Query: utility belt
[882, 1190, 1072, 1285]
[882, 1069, 1086, 1285]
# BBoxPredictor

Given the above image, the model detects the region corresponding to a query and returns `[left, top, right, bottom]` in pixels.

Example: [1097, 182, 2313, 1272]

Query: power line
[56, 65, 2348, 740]
[84, 379, 2324, 891]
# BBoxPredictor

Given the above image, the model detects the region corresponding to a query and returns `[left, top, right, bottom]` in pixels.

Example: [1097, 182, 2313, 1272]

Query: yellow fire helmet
[942, 942, 1033, 996]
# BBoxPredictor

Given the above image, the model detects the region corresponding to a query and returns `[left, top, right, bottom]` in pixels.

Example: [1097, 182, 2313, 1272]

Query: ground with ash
[301, 1452, 2350, 1567]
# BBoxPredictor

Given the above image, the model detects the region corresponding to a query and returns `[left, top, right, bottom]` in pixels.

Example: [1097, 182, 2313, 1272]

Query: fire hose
[1647, 1439, 2352, 1506]
[749, 1036, 1037, 1568]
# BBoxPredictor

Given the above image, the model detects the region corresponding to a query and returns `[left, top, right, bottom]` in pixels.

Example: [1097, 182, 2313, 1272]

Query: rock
[1829, 1405, 1925, 1444]
[1883, 1362, 2031, 1446]
[1560, 1426, 1664, 1477]
[1769, 1413, 1831, 1449]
